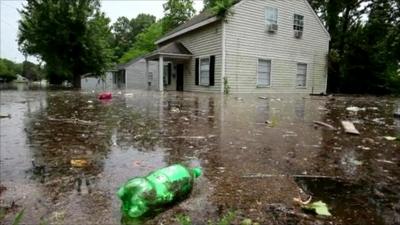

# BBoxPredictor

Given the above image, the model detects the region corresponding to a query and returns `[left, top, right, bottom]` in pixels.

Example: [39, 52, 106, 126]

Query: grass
[176, 211, 237, 225]
[12, 209, 24, 225]
[208, 211, 236, 225]
[176, 213, 192, 225]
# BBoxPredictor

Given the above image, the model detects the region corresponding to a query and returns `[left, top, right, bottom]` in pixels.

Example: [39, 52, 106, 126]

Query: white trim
[125, 69, 128, 89]
[324, 53, 329, 94]
[221, 21, 226, 93]
[256, 58, 272, 88]
[159, 56, 164, 91]
[303, 0, 331, 40]
[155, 17, 219, 45]
[296, 62, 308, 89]
[199, 55, 211, 86]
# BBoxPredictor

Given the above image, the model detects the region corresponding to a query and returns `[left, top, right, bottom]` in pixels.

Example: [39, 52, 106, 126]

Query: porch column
[145, 59, 149, 87]
[159, 55, 164, 92]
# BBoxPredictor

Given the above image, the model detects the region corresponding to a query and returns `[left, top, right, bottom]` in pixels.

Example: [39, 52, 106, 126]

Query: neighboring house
[81, 71, 115, 91]
[145, 0, 330, 94]
[116, 57, 159, 91]
[15, 74, 29, 83]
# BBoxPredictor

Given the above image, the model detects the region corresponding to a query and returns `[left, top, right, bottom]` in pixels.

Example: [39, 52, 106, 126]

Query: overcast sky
[0, 0, 204, 63]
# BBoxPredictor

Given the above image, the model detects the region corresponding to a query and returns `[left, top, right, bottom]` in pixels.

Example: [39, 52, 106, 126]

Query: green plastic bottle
[117, 164, 202, 218]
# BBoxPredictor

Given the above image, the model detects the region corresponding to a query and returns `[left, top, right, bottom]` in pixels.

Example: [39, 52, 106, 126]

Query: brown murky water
[1, 85, 399, 225]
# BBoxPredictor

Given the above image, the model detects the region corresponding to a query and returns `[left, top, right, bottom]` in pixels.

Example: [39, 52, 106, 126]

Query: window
[294, 14, 304, 31]
[265, 7, 278, 25]
[199, 57, 210, 86]
[257, 59, 271, 86]
[296, 63, 307, 88]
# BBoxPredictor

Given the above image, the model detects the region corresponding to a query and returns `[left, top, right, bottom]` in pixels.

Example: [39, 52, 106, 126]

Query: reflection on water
[0, 89, 399, 225]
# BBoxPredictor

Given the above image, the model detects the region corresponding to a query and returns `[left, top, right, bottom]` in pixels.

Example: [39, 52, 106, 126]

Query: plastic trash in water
[98, 92, 112, 100]
[117, 164, 202, 218]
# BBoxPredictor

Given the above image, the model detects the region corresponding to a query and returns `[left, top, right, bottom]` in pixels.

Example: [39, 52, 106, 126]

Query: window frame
[199, 56, 211, 86]
[293, 14, 304, 32]
[296, 63, 308, 88]
[257, 58, 272, 88]
[265, 7, 279, 26]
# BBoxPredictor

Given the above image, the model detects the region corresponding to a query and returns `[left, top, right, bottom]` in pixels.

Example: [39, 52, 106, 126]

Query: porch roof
[145, 42, 192, 61]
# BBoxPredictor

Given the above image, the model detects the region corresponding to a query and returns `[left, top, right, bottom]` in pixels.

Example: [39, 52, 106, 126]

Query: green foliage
[308, 0, 400, 94]
[208, 211, 236, 225]
[162, 0, 196, 33]
[111, 14, 156, 59]
[12, 209, 25, 225]
[223, 77, 230, 95]
[119, 22, 164, 64]
[22, 61, 44, 81]
[0, 58, 23, 82]
[210, 0, 235, 19]
[302, 201, 332, 216]
[203, 0, 219, 9]
[176, 213, 192, 225]
[18, 0, 114, 87]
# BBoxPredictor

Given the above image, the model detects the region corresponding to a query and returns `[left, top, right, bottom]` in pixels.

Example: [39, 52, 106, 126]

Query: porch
[145, 42, 192, 92]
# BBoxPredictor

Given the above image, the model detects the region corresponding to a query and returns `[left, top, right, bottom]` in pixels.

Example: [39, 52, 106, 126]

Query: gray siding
[81, 72, 113, 91]
[160, 22, 223, 93]
[225, 0, 330, 94]
[125, 58, 159, 91]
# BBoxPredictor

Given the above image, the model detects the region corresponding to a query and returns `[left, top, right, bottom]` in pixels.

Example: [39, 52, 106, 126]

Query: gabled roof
[145, 42, 192, 60]
[155, 10, 219, 45]
[156, 42, 192, 55]
[155, 0, 330, 44]
[117, 56, 145, 70]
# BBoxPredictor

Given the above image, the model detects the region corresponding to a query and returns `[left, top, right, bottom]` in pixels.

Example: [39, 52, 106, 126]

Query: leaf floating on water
[302, 201, 332, 216]
[383, 136, 397, 141]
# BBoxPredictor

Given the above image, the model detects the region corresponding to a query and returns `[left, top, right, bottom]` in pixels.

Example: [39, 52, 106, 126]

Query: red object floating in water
[98, 92, 112, 100]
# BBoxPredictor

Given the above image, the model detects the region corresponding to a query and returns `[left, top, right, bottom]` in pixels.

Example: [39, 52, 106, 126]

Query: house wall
[125, 58, 159, 91]
[81, 72, 113, 91]
[224, 0, 330, 94]
[160, 22, 223, 93]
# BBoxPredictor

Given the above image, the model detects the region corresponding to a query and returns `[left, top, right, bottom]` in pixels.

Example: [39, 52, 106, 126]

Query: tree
[111, 14, 156, 59]
[22, 61, 44, 81]
[119, 22, 164, 64]
[0, 58, 22, 82]
[163, 0, 196, 32]
[203, 0, 219, 9]
[18, 0, 114, 88]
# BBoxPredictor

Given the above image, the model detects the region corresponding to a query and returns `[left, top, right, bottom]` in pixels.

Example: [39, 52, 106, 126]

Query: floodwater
[1, 85, 399, 225]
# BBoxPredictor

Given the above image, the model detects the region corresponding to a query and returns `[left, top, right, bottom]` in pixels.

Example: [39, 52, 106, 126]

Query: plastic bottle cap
[192, 167, 202, 178]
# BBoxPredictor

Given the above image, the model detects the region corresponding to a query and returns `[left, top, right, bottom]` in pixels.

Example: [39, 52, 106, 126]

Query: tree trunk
[72, 73, 81, 89]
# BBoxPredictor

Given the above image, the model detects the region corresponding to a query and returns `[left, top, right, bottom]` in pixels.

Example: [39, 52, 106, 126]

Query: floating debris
[346, 106, 366, 112]
[383, 136, 397, 141]
[170, 107, 180, 113]
[98, 92, 112, 100]
[70, 159, 88, 168]
[341, 121, 360, 135]
[301, 201, 332, 216]
[313, 121, 336, 130]
[376, 159, 395, 164]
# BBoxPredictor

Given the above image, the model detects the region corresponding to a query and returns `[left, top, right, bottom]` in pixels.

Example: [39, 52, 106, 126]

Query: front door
[176, 64, 184, 91]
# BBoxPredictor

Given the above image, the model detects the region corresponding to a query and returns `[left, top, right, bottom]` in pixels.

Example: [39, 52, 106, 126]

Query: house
[81, 71, 115, 91]
[15, 74, 29, 83]
[115, 57, 159, 91]
[145, 0, 330, 94]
